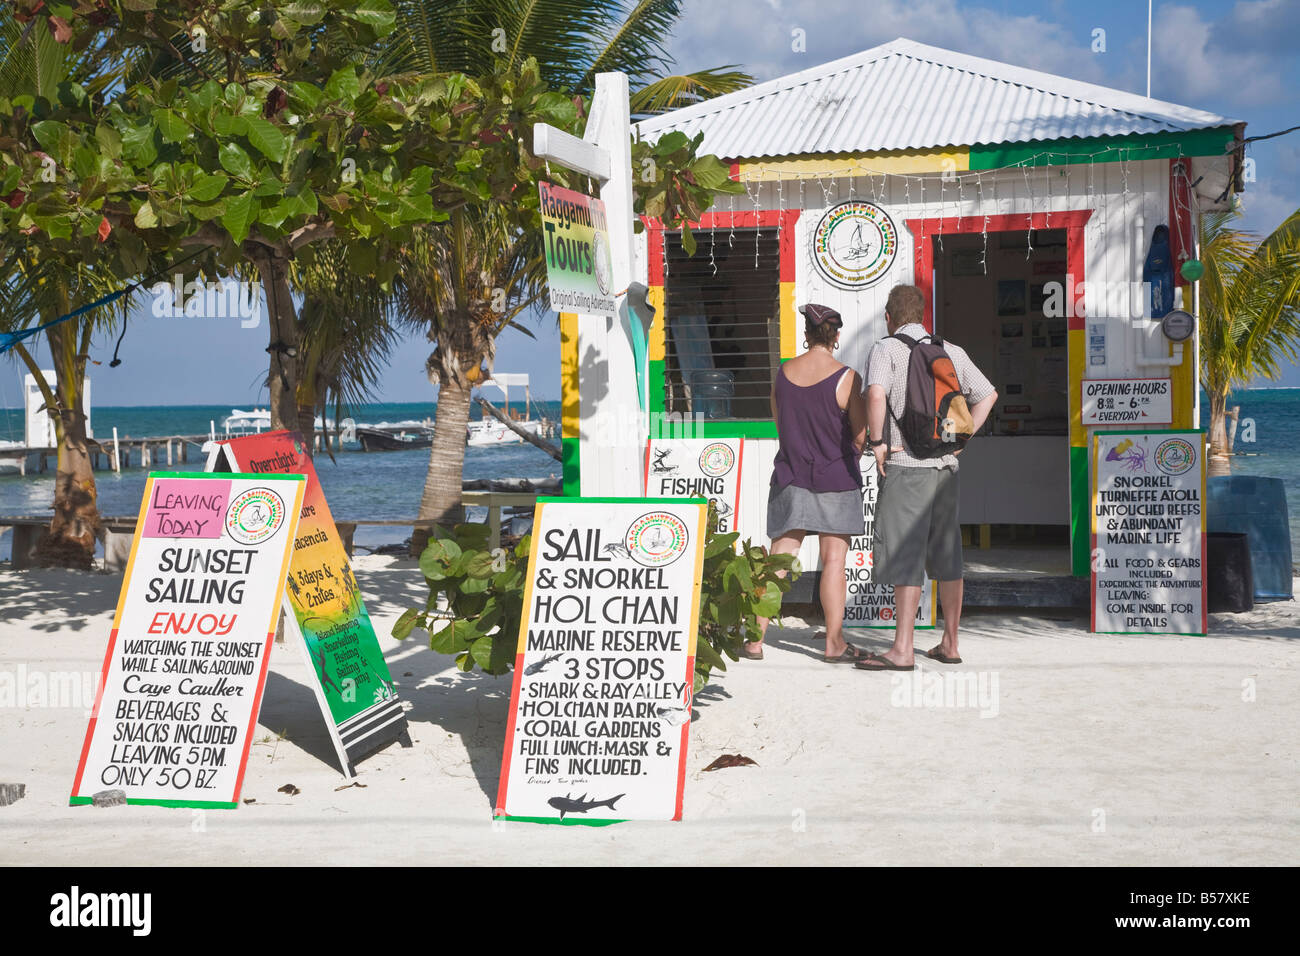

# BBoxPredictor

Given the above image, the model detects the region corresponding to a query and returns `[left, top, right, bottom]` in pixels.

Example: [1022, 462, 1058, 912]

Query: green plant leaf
[218, 142, 252, 179]
[221, 192, 255, 245]
[245, 116, 287, 163]
[753, 581, 783, 618]
[391, 608, 419, 640]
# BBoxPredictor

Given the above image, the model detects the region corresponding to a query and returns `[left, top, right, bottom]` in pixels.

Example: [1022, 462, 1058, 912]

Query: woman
[748, 303, 869, 663]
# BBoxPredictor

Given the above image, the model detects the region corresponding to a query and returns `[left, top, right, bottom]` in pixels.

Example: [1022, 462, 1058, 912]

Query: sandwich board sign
[643, 437, 743, 532]
[208, 431, 409, 775]
[71, 472, 305, 808]
[496, 497, 707, 824]
[845, 453, 936, 628]
[1091, 429, 1207, 635]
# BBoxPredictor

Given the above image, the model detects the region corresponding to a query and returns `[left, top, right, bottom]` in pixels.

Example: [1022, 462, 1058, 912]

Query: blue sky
[7, 0, 1297, 406]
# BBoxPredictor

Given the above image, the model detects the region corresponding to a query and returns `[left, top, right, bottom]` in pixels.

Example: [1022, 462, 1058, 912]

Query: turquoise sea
[2, 391, 1298, 565]
[0, 400, 561, 559]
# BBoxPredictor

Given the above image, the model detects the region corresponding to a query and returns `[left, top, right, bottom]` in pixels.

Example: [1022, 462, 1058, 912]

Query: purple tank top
[771, 365, 862, 493]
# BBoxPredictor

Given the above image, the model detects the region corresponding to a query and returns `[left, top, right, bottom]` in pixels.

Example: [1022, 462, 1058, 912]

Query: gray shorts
[767, 483, 866, 539]
[874, 465, 962, 585]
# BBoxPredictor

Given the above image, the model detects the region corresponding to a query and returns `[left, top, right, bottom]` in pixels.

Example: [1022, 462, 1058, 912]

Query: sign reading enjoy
[539, 181, 616, 317]
[71, 472, 305, 808]
[496, 498, 707, 824]
[1091, 430, 1206, 635]
[644, 437, 743, 532]
[845, 453, 935, 628]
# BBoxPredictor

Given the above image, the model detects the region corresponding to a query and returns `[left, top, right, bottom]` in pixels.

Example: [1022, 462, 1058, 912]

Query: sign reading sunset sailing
[1091, 429, 1206, 635]
[496, 498, 707, 824]
[71, 472, 305, 808]
[539, 181, 616, 317]
[211, 431, 409, 775]
[644, 437, 743, 532]
[845, 453, 935, 628]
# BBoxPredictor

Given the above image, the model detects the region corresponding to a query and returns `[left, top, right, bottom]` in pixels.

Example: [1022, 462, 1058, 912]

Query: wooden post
[488, 496, 502, 551]
[166, 439, 174, 465]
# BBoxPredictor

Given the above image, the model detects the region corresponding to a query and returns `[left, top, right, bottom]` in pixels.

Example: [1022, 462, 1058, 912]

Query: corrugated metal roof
[636, 38, 1235, 159]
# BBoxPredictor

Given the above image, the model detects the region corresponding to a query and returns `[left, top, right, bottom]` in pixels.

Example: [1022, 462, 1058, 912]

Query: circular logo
[812, 201, 899, 290]
[1154, 438, 1196, 476]
[593, 232, 611, 296]
[225, 487, 287, 545]
[625, 511, 690, 568]
[698, 442, 735, 478]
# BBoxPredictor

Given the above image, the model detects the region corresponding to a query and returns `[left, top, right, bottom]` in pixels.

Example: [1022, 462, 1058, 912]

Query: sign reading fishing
[496, 497, 707, 824]
[539, 181, 616, 317]
[644, 437, 743, 532]
[71, 471, 305, 808]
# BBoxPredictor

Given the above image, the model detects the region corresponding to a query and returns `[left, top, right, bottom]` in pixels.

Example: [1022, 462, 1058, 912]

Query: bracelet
[867, 437, 886, 448]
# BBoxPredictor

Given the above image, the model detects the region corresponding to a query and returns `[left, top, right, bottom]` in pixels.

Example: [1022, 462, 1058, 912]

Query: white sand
[1, 555, 1296, 865]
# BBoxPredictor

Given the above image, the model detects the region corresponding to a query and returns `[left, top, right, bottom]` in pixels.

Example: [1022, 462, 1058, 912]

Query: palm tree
[1199, 206, 1300, 476]
[0, 9, 152, 567]
[384, 0, 752, 536]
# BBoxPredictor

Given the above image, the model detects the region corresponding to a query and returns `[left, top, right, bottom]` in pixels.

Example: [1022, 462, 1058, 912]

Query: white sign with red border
[1081, 378, 1172, 426]
[643, 437, 743, 533]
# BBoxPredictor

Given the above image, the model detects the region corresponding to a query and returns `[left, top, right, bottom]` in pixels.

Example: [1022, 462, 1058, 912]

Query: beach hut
[560, 38, 1243, 601]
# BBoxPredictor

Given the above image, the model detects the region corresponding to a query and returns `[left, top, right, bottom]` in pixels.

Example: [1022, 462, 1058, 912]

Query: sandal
[854, 652, 915, 672]
[926, 646, 962, 664]
[824, 642, 870, 664]
[740, 643, 764, 660]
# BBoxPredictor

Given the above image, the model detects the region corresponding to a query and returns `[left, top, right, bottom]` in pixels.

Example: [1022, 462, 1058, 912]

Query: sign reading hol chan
[496, 498, 707, 824]
[539, 181, 616, 317]
[1091, 430, 1206, 635]
[71, 472, 304, 808]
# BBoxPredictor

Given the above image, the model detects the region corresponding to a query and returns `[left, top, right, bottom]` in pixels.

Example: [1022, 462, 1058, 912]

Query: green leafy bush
[393, 505, 800, 689]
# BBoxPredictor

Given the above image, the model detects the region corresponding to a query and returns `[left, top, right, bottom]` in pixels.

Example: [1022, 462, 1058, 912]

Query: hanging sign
[644, 437, 743, 532]
[811, 200, 898, 290]
[1091, 430, 1206, 635]
[496, 498, 707, 824]
[1081, 378, 1172, 426]
[211, 431, 408, 775]
[845, 454, 936, 628]
[71, 472, 305, 808]
[539, 181, 616, 317]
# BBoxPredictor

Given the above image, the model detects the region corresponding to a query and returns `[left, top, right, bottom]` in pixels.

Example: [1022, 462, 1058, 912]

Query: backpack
[886, 333, 974, 458]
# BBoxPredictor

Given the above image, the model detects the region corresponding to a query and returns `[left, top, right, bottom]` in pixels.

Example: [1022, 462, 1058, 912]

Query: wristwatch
[867, 437, 886, 448]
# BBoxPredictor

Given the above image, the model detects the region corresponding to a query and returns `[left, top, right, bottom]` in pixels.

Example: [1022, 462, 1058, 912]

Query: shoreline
[1, 556, 1296, 865]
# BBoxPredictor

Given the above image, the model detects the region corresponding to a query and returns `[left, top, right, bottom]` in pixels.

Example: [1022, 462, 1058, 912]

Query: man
[857, 284, 997, 671]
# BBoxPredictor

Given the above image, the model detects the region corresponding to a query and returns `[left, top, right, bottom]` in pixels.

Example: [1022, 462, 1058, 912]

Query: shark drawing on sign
[547, 793, 624, 820]
[524, 653, 564, 676]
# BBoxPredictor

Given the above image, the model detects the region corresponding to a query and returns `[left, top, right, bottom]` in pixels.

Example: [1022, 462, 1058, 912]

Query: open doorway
[932, 229, 1073, 584]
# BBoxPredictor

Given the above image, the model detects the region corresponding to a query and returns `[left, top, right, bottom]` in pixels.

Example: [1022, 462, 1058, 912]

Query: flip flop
[854, 653, 915, 672]
[740, 643, 764, 661]
[824, 642, 870, 664]
[926, 647, 963, 664]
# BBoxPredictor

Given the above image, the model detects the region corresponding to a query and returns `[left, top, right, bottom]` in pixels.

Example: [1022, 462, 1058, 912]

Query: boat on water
[222, 408, 271, 435]
[467, 374, 551, 447]
[356, 427, 432, 452]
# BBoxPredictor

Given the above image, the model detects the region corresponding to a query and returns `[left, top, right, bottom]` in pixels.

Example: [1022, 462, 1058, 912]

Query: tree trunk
[31, 325, 98, 569]
[296, 403, 317, 456]
[1207, 387, 1231, 478]
[413, 377, 473, 555]
[254, 252, 301, 434]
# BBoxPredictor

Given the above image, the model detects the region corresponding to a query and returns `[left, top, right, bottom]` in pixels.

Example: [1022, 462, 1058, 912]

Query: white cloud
[1151, 3, 1289, 108]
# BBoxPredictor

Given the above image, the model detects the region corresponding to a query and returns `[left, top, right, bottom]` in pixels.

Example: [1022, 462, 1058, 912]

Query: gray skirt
[766, 483, 865, 539]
